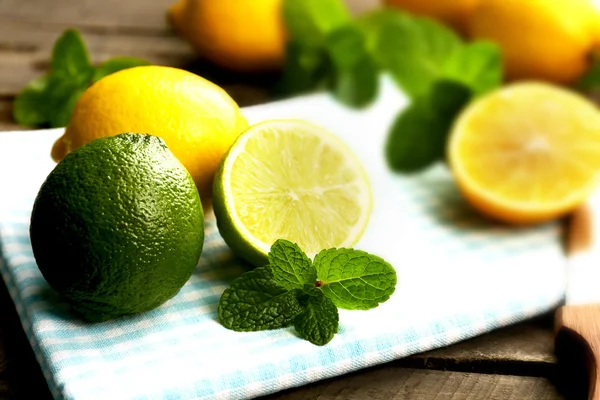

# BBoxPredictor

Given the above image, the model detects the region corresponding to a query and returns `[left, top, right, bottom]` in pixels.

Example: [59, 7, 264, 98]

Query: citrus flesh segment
[448, 82, 600, 224]
[213, 120, 372, 266]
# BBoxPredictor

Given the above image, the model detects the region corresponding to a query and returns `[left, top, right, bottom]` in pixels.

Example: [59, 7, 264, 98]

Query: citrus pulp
[212, 120, 372, 266]
[448, 82, 600, 224]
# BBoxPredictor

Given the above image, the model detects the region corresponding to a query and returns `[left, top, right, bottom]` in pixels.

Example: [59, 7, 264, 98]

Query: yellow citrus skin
[168, 0, 286, 72]
[53, 66, 249, 196]
[448, 82, 600, 225]
[468, 0, 600, 84]
[383, 0, 479, 35]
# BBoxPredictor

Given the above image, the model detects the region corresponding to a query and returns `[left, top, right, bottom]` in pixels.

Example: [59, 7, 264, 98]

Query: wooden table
[0, 1, 574, 399]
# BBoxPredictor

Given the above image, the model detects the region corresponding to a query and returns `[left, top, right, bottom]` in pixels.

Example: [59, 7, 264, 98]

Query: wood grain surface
[0, 1, 573, 399]
[266, 368, 562, 400]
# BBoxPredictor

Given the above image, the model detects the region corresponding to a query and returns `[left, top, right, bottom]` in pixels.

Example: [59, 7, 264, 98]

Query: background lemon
[448, 82, 600, 224]
[383, 0, 479, 36]
[53, 66, 249, 196]
[467, 0, 600, 84]
[213, 120, 372, 267]
[168, 0, 286, 72]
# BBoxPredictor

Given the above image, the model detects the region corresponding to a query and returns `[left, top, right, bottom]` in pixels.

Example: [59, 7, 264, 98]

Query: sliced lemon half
[213, 120, 372, 266]
[448, 82, 600, 224]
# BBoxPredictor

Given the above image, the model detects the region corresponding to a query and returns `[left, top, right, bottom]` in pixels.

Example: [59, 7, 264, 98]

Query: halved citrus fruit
[212, 120, 372, 266]
[448, 82, 600, 224]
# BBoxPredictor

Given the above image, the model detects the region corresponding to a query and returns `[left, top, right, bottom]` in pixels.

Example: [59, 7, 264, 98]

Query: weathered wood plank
[263, 367, 564, 400]
[0, 0, 174, 31]
[0, 278, 52, 399]
[0, 99, 23, 131]
[400, 314, 558, 378]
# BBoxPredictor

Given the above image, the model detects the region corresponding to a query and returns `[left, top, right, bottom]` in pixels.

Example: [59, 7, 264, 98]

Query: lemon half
[213, 120, 372, 266]
[448, 82, 600, 224]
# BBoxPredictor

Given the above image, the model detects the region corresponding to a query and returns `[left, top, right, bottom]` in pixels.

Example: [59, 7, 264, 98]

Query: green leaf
[331, 56, 378, 108]
[218, 266, 304, 331]
[268, 239, 316, 291]
[443, 41, 503, 96]
[314, 248, 397, 310]
[576, 60, 600, 93]
[278, 41, 332, 95]
[282, 0, 351, 47]
[326, 24, 379, 108]
[369, 11, 462, 97]
[294, 287, 339, 346]
[93, 57, 151, 82]
[13, 75, 50, 126]
[385, 80, 471, 172]
[327, 24, 366, 69]
[385, 97, 444, 172]
[429, 79, 472, 115]
[47, 83, 87, 128]
[42, 72, 94, 128]
[356, 8, 408, 51]
[51, 29, 93, 79]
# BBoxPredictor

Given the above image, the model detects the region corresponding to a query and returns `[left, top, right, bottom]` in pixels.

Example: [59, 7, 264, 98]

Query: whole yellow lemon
[383, 0, 480, 35]
[52, 66, 249, 196]
[168, 0, 286, 72]
[468, 0, 600, 84]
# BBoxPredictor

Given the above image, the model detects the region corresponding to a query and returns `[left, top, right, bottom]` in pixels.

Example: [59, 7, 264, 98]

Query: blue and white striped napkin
[0, 80, 566, 399]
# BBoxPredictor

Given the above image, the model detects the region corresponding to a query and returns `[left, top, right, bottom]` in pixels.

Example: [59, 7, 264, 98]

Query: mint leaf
[278, 41, 332, 94]
[356, 8, 400, 47]
[429, 79, 472, 116]
[576, 60, 600, 94]
[268, 239, 316, 291]
[283, 0, 351, 48]
[385, 97, 444, 172]
[443, 41, 502, 96]
[327, 24, 378, 107]
[13, 75, 50, 126]
[386, 80, 471, 172]
[331, 56, 378, 107]
[218, 266, 304, 331]
[369, 11, 461, 97]
[314, 248, 396, 310]
[327, 24, 366, 69]
[51, 29, 93, 79]
[47, 81, 88, 128]
[294, 287, 339, 346]
[93, 57, 151, 82]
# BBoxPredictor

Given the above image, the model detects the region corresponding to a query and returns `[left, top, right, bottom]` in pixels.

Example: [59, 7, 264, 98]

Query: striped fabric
[0, 80, 566, 399]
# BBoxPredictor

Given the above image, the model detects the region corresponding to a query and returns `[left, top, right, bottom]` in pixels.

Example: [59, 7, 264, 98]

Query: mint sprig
[364, 10, 462, 98]
[281, 1, 504, 172]
[280, 0, 379, 108]
[13, 29, 150, 128]
[218, 239, 397, 346]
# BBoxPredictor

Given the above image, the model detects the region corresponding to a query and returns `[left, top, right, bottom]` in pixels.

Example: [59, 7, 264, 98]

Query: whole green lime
[30, 133, 204, 321]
